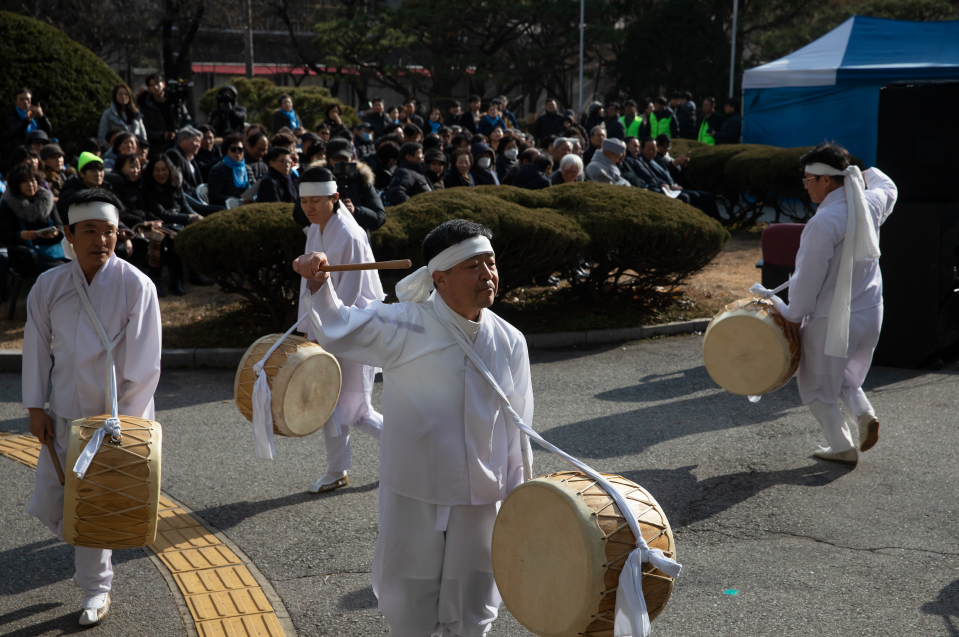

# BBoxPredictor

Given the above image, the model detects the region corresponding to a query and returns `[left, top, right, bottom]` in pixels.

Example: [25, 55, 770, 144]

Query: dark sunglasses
[228, 146, 244, 153]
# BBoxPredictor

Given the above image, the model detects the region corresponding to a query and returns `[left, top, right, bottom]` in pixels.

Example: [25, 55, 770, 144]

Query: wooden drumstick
[45, 438, 65, 486]
[318, 259, 412, 272]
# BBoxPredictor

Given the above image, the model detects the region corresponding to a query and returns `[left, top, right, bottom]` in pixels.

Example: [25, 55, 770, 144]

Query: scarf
[16, 107, 38, 134]
[428, 120, 441, 133]
[222, 155, 250, 189]
[280, 108, 301, 129]
[2, 187, 53, 224]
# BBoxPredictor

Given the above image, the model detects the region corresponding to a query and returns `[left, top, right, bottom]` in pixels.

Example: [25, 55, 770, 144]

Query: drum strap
[70, 263, 124, 479]
[749, 279, 790, 313]
[432, 294, 682, 637]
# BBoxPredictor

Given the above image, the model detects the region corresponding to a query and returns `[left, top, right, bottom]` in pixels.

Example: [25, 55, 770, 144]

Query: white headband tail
[395, 236, 494, 303]
[299, 181, 338, 197]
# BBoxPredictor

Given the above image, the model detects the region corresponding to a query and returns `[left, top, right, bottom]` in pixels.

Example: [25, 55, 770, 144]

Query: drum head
[273, 350, 341, 437]
[703, 314, 790, 395]
[492, 480, 605, 637]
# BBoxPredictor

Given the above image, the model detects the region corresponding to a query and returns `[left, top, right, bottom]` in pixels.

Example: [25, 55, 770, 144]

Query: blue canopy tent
[742, 16, 959, 165]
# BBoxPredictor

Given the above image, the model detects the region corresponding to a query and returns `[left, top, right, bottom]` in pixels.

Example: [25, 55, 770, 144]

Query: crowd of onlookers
[1, 78, 743, 298]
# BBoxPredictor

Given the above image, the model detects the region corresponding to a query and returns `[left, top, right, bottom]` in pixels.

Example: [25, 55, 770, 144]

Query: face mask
[478, 157, 491, 169]
[361, 132, 372, 142]
[504, 148, 518, 160]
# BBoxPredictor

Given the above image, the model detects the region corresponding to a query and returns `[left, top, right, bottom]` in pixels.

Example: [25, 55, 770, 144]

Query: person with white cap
[585, 137, 631, 186]
[23, 188, 162, 626]
[293, 219, 533, 637]
[295, 167, 385, 494]
[769, 142, 897, 465]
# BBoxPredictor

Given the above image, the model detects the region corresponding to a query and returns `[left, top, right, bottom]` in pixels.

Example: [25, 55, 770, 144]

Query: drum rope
[70, 265, 126, 480]
[433, 305, 682, 637]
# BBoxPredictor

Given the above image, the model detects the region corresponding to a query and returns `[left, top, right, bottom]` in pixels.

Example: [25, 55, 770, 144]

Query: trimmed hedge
[199, 77, 358, 132]
[374, 183, 729, 302]
[0, 12, 122, 157]
[175, 203, 305, 330]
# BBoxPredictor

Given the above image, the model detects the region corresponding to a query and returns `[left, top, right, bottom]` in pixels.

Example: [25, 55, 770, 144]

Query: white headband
[299, 181, 338, 197]
[805, 162, 846, 177]
[68, 201, 119, 226]
[396, 236, 495, 303]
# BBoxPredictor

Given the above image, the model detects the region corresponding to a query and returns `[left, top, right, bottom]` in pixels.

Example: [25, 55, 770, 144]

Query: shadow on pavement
[545, 390, 797, 460]
[0, 611, 85, 636]
[620, 462, 851, 527]
[194, 481, 380, 532]
[594, 366, 717, 403]
[154, 370, 236, 410]
[0, 603, 64, 627]
[921, 579, 959, 636]
[338, 586, 377, 611]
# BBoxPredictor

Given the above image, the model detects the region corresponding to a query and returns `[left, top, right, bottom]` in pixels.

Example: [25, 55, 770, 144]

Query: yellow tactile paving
[1, 430, 287, 636]
[196, 613, 285, 637]
[174, 566, 259, 595]
[186, 588, 273, 621]
[151, 525, 223, 552]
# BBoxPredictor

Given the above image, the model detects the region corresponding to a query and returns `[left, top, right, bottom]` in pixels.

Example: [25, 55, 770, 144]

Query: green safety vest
[697, 118, 716, 145]
[620, 115, 643, 138]
[649, 112, 672, 137]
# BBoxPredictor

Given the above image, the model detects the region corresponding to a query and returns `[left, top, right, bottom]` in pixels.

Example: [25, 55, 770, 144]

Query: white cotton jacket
[309, 284, 533, 506]
[23, 254, 162, 421]
[782, 167, 897, 324]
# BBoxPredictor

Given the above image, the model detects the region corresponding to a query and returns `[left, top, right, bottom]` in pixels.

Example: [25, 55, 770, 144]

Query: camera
[165, 79, 194, 99]
[333, 161, 357, 193]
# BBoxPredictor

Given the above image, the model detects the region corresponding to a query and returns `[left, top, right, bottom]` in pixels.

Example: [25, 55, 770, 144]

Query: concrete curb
[0, 319, 710, 371]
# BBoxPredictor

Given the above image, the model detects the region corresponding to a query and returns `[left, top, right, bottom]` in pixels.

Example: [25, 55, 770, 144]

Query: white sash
[431, 294, 682, 637]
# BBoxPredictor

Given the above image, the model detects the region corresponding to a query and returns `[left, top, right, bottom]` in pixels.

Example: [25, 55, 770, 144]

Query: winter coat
[533, 111, 565, 141]
[196, 147, 223, 182]
[142, 184, 195, 225]
[443, 171, 474, 189]
[104, 172, 151, 227]
[165, 146, 202, 197]
[98, 104, 147, 143]
[496, 155, 518, 182]
[0, 187, 61, 247]
[713, 114, 742, 145]
[476, 115, 506, 136]
[469, 165, 498, 186]
[207, 161, 254, 206]
[337, 162, 386, 231]
[585, 151, 630, 186]
[606, 116, 626, 141]
[6, 108, 53, 149]
[363, 154, 395, 192]
[512, 164, 551, 190]
[363, 112, 392, 138]
[386, 160, 433, 206]
[141, 94, 190, 157]
[676, 101, 697, 139]
[257, 167, 297, 204]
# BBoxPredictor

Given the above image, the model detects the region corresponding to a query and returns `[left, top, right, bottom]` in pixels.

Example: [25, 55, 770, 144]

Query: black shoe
[170, 280, 186, 296]
[189, 273, 214, 286]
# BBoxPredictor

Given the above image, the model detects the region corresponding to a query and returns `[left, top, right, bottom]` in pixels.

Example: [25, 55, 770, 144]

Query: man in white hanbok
[772, 142, 897, 465]
[293, 219, 533, 637]
[24, 189, 162, 626]
[295, 167, 385, 494]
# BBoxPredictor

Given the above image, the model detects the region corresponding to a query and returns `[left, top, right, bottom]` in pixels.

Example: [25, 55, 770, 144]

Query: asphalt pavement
[1, 335, 957, 636]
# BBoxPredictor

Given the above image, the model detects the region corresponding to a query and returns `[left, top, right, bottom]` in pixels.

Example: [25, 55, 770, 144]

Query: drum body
[234, 333, 342, 437]
[492, 471, 676, 637]
[63, 415, 162, 549]
[702, 297, 800, 396]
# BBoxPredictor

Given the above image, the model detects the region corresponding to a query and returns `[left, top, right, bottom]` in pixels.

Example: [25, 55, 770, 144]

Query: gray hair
[560, 153, 583, 173]
[177, 126, 202, 142]
[552, 137, 573, 150]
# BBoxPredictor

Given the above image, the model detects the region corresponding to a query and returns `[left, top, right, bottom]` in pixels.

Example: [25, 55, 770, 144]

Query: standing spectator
[583, 102, 606, 136]
[550, 153, 584, 185]
[402, 124, 423, 145]
[443, 149, 474, 188]
[103, 132, 138, 170]
[513, 155, 553, 190]
[425, 107, 444, 134]
[401, 99, 425, 128]
[497, 95, 519, 129]
[257, 147, 297, 204]
[353, 122, 375, 158]
[675, 91, 697, 140]
[208, 85, 247, 137]
[40, 144, 73, 200]
[488, 126, 505, 154]
[322, 104, 350, 137]
[272, 94, 302, 133]
[585, 138, 631, 186]
[467, 95, 483, 129]
[620, 100, 643, 138]
[245, 132, 270, 181]
[324, 139, 386, 232]
[0, 165, 66, 275]
[207, 134, 253, 207]
[712, 98, 742, 144]
[367, 140, 399, 191]
[424, 149, 447, 191]
[386, 106, 401, 126]
[444, 101, 462, 127]
[605, 102, 626, 141]
[363, 98, 391, 138]
[696, 97, 723, 146]
[533, 99, 565, 141]
[469, 143, 499, 186]
[7, 88, 53, 151]
[496, 136, 519, 182]
[476, 100, 506, 136]
[640, 97, 679, 139]
[98, 83, 146, 143]
[141, 75, 190, 158]
[583, 125, 606, 166]
[195, 125, 222, 182]
[386, 142, 432, 205]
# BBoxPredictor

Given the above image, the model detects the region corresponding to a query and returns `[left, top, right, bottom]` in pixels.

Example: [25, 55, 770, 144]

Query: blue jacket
[476, 115, 506, 136]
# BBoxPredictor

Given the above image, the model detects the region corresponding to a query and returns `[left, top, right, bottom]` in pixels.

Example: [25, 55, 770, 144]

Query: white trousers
[324, 358, 383, 472]
[373, 488, 501, 637]
[27, 414, 114, 603]
[325, 414, 383, 472]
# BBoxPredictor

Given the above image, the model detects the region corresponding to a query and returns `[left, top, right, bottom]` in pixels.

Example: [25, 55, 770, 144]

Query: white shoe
[308, 471, 348, 494]
[79, 593, 110, 626]
[858, 413, 879, 452]
[814, 446, 858, 465]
